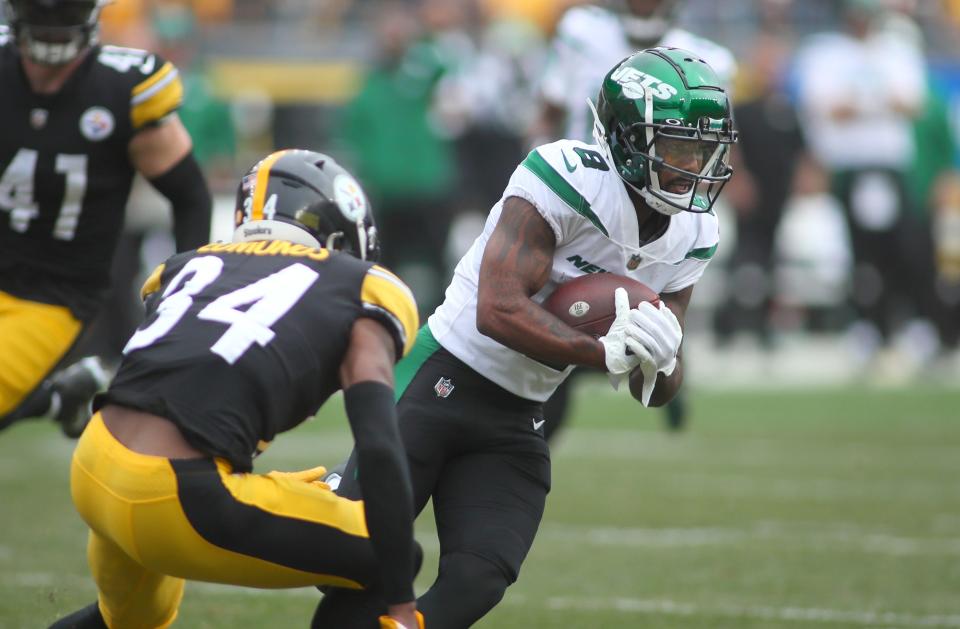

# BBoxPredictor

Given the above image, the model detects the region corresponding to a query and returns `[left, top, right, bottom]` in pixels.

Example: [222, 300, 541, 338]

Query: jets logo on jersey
[79, 107, 115, 141]
[610, 66, 677, 100]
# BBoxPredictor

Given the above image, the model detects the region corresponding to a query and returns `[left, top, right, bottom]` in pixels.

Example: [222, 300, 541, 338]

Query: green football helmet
[591, 47, 736, 216]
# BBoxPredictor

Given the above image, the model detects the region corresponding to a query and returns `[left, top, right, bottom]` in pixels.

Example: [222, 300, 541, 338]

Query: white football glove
[598, 287, 649, 390]
[626, 301, 683, 406]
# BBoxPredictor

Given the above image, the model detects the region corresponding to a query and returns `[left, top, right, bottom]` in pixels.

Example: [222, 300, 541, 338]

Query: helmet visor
[617, 118, 734, 213]
[653, 135, 721, 194]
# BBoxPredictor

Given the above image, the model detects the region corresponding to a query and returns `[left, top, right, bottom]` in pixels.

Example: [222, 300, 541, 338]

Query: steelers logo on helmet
[333, 173, 368, 222]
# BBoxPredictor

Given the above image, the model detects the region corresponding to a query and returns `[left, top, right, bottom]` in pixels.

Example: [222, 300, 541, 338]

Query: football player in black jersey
[49, 149, 424, 629]
[0, 0, 212, 437]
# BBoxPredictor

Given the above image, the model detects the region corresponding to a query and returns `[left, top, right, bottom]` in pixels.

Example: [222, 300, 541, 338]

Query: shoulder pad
[556, 5, 618, 49]
[361, 265, 419, 359]
[661, 29, 737, 86]
[139, 262, 166, 300]
[98, 46, 183, 129]
[521, 140, 612, 237]
[683, 210, 720, 261]
[97, 45, 156, 74]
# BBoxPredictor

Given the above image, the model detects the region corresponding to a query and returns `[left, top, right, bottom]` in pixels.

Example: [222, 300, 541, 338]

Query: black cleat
[48, 601, 108, 628]
[50, 357, 110, 438]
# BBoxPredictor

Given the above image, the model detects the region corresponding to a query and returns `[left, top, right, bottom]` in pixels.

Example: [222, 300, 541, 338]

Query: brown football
[541, 273, 660, 338]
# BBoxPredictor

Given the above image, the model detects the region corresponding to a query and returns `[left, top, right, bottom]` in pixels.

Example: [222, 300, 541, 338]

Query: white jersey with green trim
[540, 5, 737, 143]
[427, 139, 719, 402]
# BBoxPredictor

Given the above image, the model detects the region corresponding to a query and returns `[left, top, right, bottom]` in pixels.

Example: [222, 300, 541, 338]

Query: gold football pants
[71, 413, 377, 629]
[0, 290, 82, 417]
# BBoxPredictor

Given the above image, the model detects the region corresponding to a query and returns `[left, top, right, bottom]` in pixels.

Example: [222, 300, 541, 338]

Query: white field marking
[0, 572, 86, 587]
[556, 431, 960, 474]
[536, 522, 960, 556]
[642, 473, 960, 504]
[541, 597, 960, 627]
[9, 573, 960, 627]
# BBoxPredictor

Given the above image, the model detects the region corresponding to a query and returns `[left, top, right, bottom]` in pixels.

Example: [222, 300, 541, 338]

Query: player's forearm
[477, 295, 606, 370]
[629, 352, 684, 407]
[148, 151, 212, 251]
[344, 381, 416, 604]
[356, 445, 416, 602]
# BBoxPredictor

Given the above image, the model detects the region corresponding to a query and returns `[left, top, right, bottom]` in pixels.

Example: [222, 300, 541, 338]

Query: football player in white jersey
[312, 48, 736, 628]
[533, 1, 736, 433]
[535, 0, 737, 144]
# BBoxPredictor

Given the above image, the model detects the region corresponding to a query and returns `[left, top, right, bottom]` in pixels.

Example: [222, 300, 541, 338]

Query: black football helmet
[2, 0, 109, 65]
[234, 149, 380, 262]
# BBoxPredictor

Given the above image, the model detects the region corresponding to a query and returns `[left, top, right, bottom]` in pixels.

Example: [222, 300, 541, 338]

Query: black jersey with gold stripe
[0, 29, 183, 320]
[96, 240, 419, 472]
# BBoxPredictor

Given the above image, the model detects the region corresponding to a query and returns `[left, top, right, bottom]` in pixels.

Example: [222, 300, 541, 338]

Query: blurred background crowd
[21, 0, 960, 385]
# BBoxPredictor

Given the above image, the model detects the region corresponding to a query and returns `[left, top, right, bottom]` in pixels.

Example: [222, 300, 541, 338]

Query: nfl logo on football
[434, 377, 454, 398]
[569, 301, 590, 318]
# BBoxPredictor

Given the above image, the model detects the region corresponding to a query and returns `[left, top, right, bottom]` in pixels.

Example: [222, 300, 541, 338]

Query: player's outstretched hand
[265, 465, 330, 489]
[380, 604, 424, 629]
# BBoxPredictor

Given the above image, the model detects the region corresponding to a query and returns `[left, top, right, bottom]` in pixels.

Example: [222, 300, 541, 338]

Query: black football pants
[313, 342, 551, 629]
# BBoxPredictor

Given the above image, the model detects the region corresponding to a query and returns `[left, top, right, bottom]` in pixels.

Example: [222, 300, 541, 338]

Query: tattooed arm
[476, 196, 607, 370]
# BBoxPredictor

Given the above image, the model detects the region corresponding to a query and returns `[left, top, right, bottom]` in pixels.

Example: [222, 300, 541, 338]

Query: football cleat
[50, 356, 110, 438]
[47, 600, 107, 628]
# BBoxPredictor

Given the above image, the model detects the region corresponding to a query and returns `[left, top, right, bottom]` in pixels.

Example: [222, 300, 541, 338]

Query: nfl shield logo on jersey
[434, 377, 455, 398]
[30, 108, 48, 129]
[627, 254, 642, 270]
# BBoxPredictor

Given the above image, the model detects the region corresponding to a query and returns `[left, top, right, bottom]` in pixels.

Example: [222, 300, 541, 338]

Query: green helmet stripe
[522, 150, 609, 237]
[685, 243, 718, 261]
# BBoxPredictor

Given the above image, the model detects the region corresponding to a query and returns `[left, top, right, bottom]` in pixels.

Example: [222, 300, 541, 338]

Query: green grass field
[2, 383, 959, 628]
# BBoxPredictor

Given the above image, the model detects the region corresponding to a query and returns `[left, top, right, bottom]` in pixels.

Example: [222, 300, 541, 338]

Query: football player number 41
[123, 256, 320, 364]
[0, 148, 88, 240]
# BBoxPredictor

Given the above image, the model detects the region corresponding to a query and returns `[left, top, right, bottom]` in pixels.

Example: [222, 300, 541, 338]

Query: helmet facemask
[318, 216, 380, 262]
[4, 0, 107, 65]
